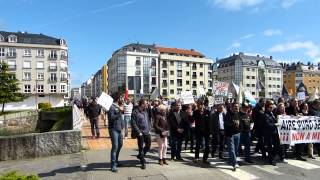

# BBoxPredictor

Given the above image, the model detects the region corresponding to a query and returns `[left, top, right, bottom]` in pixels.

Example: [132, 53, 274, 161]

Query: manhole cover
[129, 174, 167, 180]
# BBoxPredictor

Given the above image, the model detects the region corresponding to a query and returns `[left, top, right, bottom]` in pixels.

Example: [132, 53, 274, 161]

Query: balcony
[162, 74, 168, 78]
[6, 53, 16, 58]
[60, 55, 68, 60]
[60, 78, 68, 82]
[60, 67, 68, 71]
[48, 55, 57, 60]
[48, 78, 57, 83]
[22, 78, 31, 81]
[8, 65, 16, 70]
[48, 66, 57, 71]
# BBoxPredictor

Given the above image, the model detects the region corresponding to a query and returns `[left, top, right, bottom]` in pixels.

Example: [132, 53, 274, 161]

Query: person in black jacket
[309, 100, 320, 157]
[131, 99, 152, 169]
[168, 101, 188, 161]
[264, 100, 283, 166]
[239, 103, 254, 163]
[210, 104, 226, 159]
[286, 98, 307, 161]
[252, 98, 266, 158]
[193, 100, 211, 164]
[86, 97, 102, 139]
[107, 93, 124, 173]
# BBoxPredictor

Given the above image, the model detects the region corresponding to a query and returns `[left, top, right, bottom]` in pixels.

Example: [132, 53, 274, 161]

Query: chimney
[270, 56, 273, 59]
[257, 55, 260, 57]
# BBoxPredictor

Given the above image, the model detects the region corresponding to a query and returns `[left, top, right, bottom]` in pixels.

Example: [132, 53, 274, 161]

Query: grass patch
[0, 171, 39, 180]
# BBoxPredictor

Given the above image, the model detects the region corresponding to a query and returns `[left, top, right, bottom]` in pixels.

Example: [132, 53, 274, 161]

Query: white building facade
[0, 31, 69, 110]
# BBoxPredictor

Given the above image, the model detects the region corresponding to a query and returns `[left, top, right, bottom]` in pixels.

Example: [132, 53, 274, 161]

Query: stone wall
[0, 111, 38, 135]
[0, 130, 81, 161]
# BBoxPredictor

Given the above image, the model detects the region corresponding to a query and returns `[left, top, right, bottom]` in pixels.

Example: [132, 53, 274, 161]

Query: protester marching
[79, 84, 320, 173]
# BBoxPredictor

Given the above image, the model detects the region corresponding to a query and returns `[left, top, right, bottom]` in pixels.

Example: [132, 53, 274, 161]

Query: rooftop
[0, 31, 64, 46]
[157, 47, 205, 58]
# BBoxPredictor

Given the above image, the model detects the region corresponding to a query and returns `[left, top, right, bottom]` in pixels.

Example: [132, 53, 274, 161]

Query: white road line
[252, 165, 283, 175]
[285, 159, 320, 170]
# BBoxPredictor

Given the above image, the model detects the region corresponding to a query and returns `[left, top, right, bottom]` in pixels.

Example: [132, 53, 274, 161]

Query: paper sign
[208, 96, 214, 107]
[214, 97, 224, 105]
[97, 92, 113, 111]
[213, 81, 229, 97]
[297, 92, 306, 101]
[228, 93, 233, 99]
[181, 91, 195, 105]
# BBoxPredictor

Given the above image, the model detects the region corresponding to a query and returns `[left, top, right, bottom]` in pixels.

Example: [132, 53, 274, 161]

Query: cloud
[269, 41, 320, 60]
[209, 0, 264, 11]
[239, 34, 255, 40]
[281, 0, 298, 8]
[264, 29, 282, 36]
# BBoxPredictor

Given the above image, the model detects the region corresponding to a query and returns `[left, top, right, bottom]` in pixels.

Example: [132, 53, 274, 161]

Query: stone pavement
[2, 147, 320, 180]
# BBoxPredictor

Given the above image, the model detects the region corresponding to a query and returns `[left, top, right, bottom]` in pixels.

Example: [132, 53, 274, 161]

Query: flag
[256, 79, 264, 91]
[281, 84, 289, 99]
[244, 90, 257, 106]
[297, 82, 309, 96]
[124, 88, 129, 101]
[150, 88, 160, 100]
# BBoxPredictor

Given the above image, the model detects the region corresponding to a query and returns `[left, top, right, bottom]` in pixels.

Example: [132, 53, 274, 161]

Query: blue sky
[0, 0, 319, 87]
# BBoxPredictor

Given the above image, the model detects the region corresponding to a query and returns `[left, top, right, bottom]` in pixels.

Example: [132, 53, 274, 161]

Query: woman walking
[154, 104, 170, 165]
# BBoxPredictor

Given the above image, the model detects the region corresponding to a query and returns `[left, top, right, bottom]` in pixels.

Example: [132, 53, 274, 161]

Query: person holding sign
[309, 100, 320, 157]
[300, 102, 316, 159]
[153, 104, 170, 166]
[263, 100, 283, 166]
[107, 93, 125, 173]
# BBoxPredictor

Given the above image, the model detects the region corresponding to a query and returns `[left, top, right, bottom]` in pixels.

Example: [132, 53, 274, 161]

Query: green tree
[0, 63, 24, 113]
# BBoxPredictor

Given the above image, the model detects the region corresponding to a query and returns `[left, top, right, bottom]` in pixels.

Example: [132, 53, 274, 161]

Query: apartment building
[157, 47, 213, 98]
[283, 62, 320, 96]
[216, 53, 283, 99]
[108, 43, 158, 96]
[0, 31, 69, 110]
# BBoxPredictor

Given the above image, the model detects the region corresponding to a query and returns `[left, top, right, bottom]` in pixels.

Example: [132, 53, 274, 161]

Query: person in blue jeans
[225, 102, 241, 171]
[107, 93, 124, 173]
[239, 103, 254, 163]
[123, 100, 133, 138]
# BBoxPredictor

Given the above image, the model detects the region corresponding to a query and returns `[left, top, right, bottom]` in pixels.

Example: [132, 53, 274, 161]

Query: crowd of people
[80, 93, 320, 173]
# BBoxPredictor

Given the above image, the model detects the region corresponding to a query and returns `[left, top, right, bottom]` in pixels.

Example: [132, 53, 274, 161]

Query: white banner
[72, 105, 82, 130]
[181, 91, 195, 105]
[214, 97, 224, 105]
[278, 115, 320, 145]
[208, 96, 214, 107]
[97, 92, 114, 111]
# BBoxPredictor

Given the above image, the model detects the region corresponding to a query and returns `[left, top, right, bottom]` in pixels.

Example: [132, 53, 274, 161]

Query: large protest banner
[181, 91, 195, 105]
[278, 115, 320, 145]
[212, 81, 229, 97]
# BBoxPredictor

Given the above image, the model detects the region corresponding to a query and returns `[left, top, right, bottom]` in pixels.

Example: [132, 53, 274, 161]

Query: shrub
[38, 103, 52, 110]
[49, 107, 72, 131]
[0, 171, 39, 180]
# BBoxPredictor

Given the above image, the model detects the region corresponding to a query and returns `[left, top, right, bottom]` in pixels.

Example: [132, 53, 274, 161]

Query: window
[268, 85, 271, 88]
[200, 72, 203, 76]
[186, 71, 190, 76]
[177, 89, 182, 95]
[0, 47, 5, 56]
[177, 79, 182, 86]
[177, 70, 182, 77]
[252, 92, 255, 95]
[277, 78, 280, 81]
[192, 63, 197, 69]
[151, 58, 156, 66]
[268, 70, 271, 73]
[277, 85, 280, 88]
[246, 84, 250, 87]
[170, 80, 174, 85]
[177, 62, 182, 69]
[23, 61, 31, 69]
[252, 68, 255, 72]
[193, 90, 197, 95]
[37, 84, 44, 93]
[60, 61, 67, 70]
[151, 67, 156, 76]
[49, 62, 57, 70]
[60, 73, 67, 81]
[7, 48, 16, 57]
[200, 64, 203, 68]
[273, 85, 276, 88]
[49, 50, 57, 59]
[152, 77, 156, 85]
[60, 50, 67, 59]
[252, 76, 255, 79]
[37, 73, 44, 80]
[60, 84, 66, 93]
[24, 49, 31, 56]
[50, 73, 57, 81]
[186, 80, 190, 85]
[200, 81, 203, 85]
[136, 57, 141, 66]
[36, 61, 44, 69]
[170, 61, 174, 66]
[186, 63, 189, 67]
[8, 35, 17, 43]
[60, 39, 66, 46]
[24, 85, 31, 93]
[0, 35, 3, 42]
[7, 60, 16, 69]
[252, 84, 255, 87]
[208, 80, 212, 87]
[246, 68, 250, 71]
[50, 85, 57, 93]
[277, 70, 280, 74]
[135, 67, 141, 75]
[170, 71, 174, 75]
[37, 49, 44, 57]
[162, 89, 167, 96]
[170, 89, 174, 94]
[269, 77, 272, 80]
[246, 76, 250, 79]
[23, 72, 31, 80]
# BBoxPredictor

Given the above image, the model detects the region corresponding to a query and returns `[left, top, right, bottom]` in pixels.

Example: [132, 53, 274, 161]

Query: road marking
[285, 159, 320, 170]
[252, 165, 283, 175]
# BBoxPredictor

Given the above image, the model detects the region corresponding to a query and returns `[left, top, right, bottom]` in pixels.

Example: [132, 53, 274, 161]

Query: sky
[0, 0, 320, 87]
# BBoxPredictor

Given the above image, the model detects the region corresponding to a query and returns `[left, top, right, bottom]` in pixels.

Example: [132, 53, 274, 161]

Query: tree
[0, 62, 25, 113]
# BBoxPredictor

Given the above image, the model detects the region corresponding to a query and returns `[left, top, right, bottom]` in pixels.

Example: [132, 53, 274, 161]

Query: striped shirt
[124, 103, 133, 115]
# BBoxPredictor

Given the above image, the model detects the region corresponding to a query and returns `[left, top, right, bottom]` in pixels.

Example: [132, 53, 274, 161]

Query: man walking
[107, 93, 124, 173]
[86, 97, 102, 139]
[131, 99, 152, 169]
[210, 104, 226, 159]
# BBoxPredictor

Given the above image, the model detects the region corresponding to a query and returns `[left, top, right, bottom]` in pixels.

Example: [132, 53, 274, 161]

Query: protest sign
[297, 92, 306, 101]
[214, 97, 224, 105]
[208, 96, 214, 107]
[97, 92, 113, 111]
[213, 81, 229, 97]
[198, 87, 206, 96]
[181, 91, 195, 105]
[278, 115, 320, 145]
